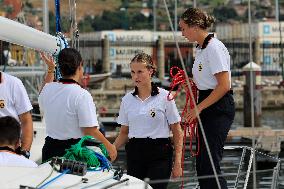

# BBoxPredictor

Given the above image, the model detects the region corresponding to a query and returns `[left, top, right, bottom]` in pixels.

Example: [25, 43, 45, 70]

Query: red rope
[82, 74, 90, 89]
[167, 66, 199, 188]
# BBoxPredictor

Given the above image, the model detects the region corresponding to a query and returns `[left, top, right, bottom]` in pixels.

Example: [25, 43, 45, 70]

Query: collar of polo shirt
[196, 33, 214, 49]
[132, 82, 159, 97]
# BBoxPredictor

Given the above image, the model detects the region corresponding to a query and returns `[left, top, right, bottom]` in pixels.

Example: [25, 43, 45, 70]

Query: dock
[228, 127, 284, 153]
[104, 126, 284, 153]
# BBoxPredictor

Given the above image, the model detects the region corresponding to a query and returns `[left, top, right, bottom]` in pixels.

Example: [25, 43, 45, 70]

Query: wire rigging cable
[69, 0, 80, 50]
[167, 66, 200, 188]
[167, 66, 199, 157]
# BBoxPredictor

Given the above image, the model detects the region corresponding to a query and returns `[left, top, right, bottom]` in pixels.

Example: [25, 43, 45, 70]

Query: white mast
[0, 16, 65, 55]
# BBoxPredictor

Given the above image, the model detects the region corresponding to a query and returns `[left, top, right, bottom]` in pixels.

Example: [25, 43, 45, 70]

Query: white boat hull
[0, 163, 152, 189]
[13, 121, 152, 189]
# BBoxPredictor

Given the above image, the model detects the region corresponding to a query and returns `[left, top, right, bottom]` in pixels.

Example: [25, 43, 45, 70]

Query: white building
[80, 30, 187, 74]
[216, 21, 284, 72]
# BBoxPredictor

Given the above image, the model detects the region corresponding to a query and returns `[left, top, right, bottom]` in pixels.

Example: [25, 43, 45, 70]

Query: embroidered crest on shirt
[0, 100, 5, 109]
[150, 108, 156, 118]
[198, 63, 203, 71]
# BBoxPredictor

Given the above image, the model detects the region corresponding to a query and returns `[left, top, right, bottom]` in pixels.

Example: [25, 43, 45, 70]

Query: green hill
[29, 0, 122, 19]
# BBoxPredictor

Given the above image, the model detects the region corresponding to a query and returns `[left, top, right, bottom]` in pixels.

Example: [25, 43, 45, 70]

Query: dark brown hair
[58, 48, 82, 77]
[0, 116, 20, 145]
[181, 8, 215, 30]
[130, 52, 156, 77]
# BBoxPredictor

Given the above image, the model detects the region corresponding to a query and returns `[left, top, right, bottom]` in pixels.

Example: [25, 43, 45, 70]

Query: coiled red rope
[167, 66, 199, 188]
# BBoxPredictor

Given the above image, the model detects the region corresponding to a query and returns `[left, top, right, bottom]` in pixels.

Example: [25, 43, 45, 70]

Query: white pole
[0, 16, 64, 55]
[248, 0, 257, 188]
[43, 0, 49, 34]
[275, 0, 279, 21]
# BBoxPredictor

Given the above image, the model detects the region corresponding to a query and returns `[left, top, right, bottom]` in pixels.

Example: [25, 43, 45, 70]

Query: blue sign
[263, 25, 270, 34]
[109, 48, 116, 57]
[107, 32, 116, 41]
[263, 55, 271, 65]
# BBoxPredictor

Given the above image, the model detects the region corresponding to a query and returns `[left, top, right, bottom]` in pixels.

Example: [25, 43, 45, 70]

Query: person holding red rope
[179, 8, 235, 189]
[113, 53, 183, 189]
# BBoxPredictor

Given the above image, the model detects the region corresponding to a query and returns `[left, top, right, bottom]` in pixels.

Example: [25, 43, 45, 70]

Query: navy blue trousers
[196, 90, 235, 189]
[125, 138, 173, 189]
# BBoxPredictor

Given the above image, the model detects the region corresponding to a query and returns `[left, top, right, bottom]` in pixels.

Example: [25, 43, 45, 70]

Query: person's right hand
[107, 144, 117, 162]
[40, 52, 56, 69]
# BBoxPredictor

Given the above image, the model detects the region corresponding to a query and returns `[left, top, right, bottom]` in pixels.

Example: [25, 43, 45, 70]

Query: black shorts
[42, 136, 81, 163]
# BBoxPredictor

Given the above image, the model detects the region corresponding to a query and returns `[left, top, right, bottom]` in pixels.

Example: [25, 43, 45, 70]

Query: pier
[228, 127, 284, 153]
[103, 127, 284, 154]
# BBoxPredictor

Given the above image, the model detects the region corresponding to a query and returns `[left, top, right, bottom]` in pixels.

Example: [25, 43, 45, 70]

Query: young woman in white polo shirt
[39, 48, 117, 162]
[179, 8, 235, 189]
[114, 53, 183, 189]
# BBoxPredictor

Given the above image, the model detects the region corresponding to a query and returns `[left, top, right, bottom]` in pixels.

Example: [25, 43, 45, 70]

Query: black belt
[128, 138, 171, 145]
[45, 136, 81, 144]
[199, 89, 233, 96]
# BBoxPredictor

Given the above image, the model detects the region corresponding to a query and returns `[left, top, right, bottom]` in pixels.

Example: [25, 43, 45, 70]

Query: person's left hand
[171, 162, 182, 178]
[185, 106, 202, 124]
[40, 52, 56, 69]
[107, 144, 117, 162]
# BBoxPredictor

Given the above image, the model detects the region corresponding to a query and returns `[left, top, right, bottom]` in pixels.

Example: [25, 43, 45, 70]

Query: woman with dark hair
[179, 8, 235, 189]
[114, 53, 183, 189]
[39, 48, 117, 162]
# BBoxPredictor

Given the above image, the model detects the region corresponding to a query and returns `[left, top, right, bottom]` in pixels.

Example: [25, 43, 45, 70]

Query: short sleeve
[117, 100, 129, 126]
[77, 92, 99, 128]
[208, 45, 230, 75]
[14, 80, 33, 115]
[165, 95, 181, 125]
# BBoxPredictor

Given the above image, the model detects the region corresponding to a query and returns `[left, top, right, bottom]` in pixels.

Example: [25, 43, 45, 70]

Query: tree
[78, 16, 94, 32]
[48, 11, 70, 35]
[213, 6, 238, 22]
[91, 10, 130, 30]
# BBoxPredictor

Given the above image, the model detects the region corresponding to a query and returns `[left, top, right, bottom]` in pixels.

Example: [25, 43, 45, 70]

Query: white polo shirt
[0, 152, 38, 167]
[117, 88, 181, 139]
[192, 38, 231, 90]
[0, 72, 33, 122]
[38, 82, 98, 140]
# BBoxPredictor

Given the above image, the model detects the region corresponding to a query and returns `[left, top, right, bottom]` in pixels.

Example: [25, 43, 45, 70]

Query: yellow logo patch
[198, 63, 203, 71]
[0, 100, 5, 109]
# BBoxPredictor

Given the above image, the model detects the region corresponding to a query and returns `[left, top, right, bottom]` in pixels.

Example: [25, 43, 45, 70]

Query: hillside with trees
[26, 0, 284, 33]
